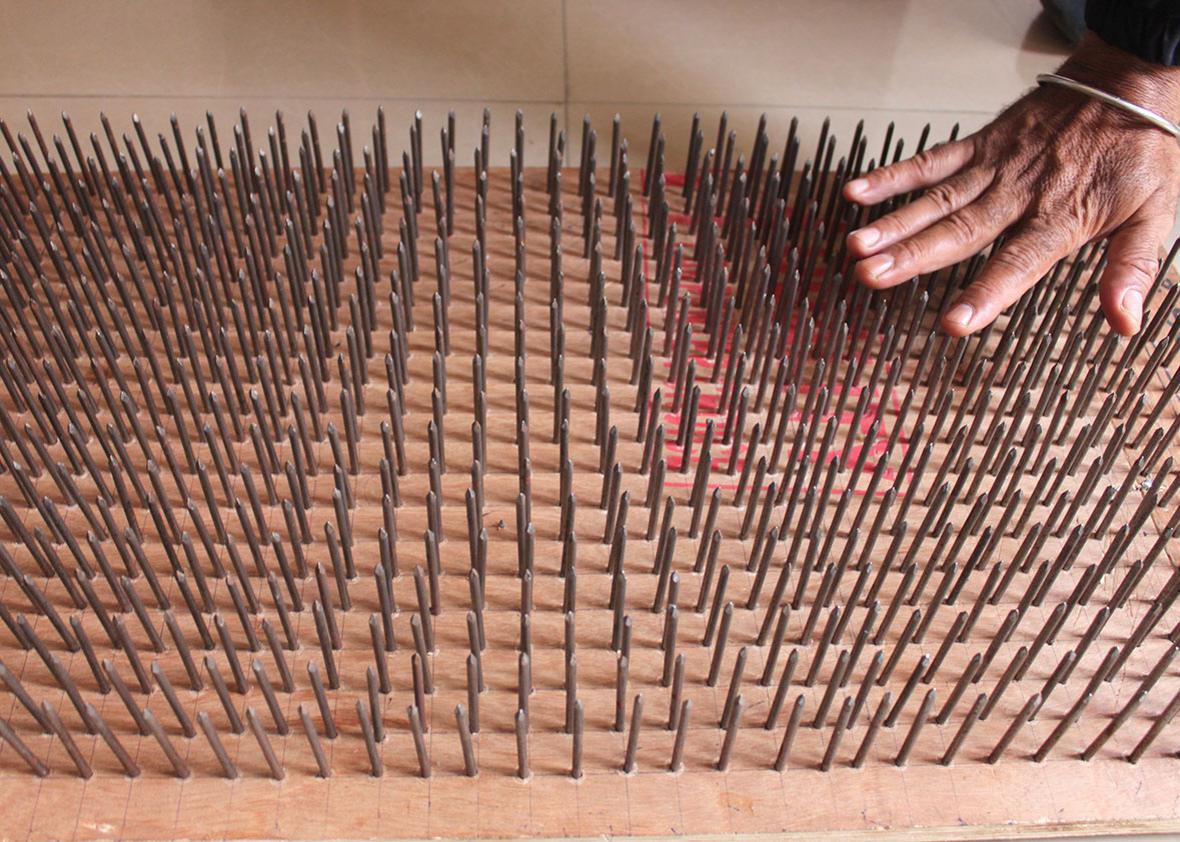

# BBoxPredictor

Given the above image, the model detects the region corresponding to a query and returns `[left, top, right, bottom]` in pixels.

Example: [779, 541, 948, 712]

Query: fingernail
[845, 178, 870, 199]
[850, 227, 880, 249]
[859, 253, 893, 280]
[945, 302, 975, 329]
[1121, 289, 1143, 329]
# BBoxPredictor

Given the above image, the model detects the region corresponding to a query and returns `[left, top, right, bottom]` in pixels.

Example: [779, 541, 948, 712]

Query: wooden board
[0, 108, 1177, 841]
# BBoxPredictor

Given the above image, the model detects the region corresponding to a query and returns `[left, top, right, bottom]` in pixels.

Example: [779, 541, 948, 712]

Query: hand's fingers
[939, 222, 1073, 336]
[1096, 203, 1171, 335]
[847, 166, 992, 258]
[843, 140, 974, 205]
[852, 189, 1020, 289]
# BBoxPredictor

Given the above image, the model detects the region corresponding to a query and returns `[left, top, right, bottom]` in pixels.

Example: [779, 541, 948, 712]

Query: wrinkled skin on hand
[844, 33, 1180, 337]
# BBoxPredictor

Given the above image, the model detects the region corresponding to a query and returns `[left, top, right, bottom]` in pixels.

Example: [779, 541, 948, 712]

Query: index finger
[844, 140, 974, 206]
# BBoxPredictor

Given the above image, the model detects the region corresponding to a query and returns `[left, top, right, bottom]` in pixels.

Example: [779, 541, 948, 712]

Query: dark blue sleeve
[1086, 0, 1180, 65]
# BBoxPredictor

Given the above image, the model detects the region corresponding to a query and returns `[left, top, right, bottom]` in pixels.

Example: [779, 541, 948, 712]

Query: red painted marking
[638, 173, 911, 498]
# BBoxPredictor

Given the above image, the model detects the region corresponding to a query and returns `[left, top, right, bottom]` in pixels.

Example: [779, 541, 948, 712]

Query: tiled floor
[0, 0, 1071, 170]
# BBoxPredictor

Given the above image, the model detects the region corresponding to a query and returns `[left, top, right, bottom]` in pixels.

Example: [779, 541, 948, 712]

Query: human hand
[843, 33, 1180, 337]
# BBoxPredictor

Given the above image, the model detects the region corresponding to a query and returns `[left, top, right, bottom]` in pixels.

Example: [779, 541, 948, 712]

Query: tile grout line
[560, 0, 571, 146]
[0, 91, 1000, 118]
[0, 92, 566, 105]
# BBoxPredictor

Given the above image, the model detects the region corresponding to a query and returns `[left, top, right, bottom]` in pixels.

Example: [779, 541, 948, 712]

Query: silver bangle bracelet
[1036, 72, 1180, 142]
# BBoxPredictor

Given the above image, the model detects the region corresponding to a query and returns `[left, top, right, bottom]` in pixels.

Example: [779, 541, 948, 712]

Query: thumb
[1098, 204, 1171, 335]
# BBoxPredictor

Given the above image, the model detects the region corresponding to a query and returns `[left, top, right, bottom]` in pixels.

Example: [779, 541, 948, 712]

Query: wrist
[1059, 32, 1180, 123]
